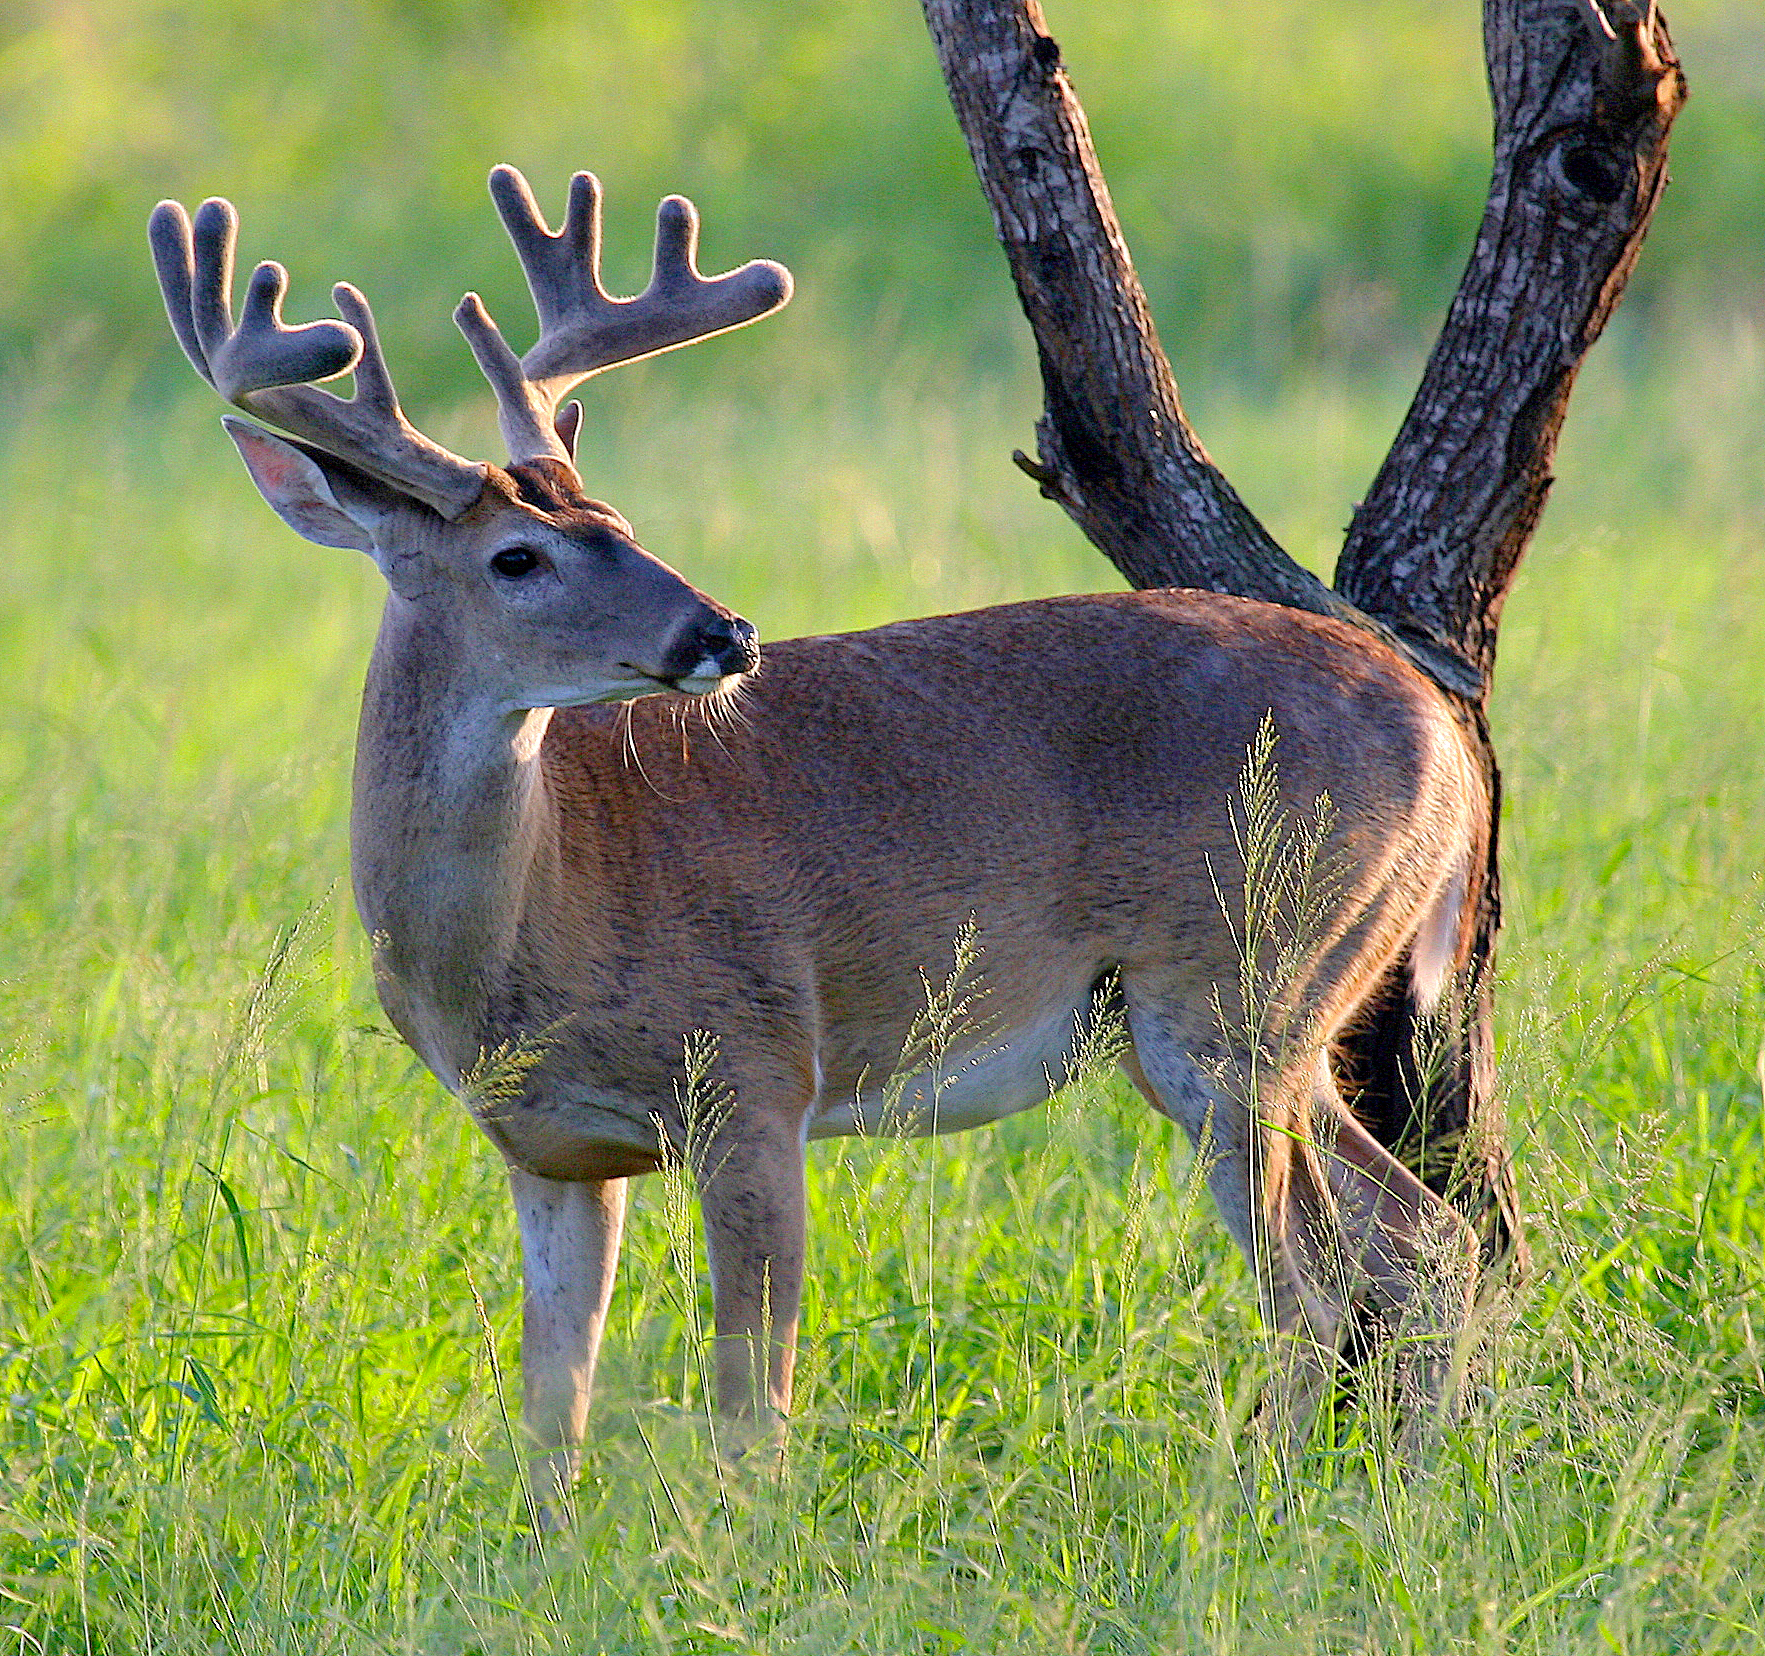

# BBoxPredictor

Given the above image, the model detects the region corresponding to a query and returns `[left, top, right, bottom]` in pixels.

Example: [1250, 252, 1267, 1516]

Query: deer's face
[422, 461, 759, 714]
[157, 167, 786, 725]
[226, 422, 759, 715]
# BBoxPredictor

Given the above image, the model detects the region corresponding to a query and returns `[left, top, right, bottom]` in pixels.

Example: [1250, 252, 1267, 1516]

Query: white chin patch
[675, 659, 746, 697]
[517, 680, 652, 711]
[528, 661, 746, 710]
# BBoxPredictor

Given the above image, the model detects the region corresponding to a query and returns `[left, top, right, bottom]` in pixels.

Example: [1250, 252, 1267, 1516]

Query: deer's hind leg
[1120, 989, 1473, 1450]
[1289, 1050, 1477, 1429]
[1118, 1002, 1344, 1439]
[1250, 1052, 1477, 1446]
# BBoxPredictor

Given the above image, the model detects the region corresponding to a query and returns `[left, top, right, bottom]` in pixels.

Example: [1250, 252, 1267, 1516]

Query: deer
[150, 163, 1484, 1520]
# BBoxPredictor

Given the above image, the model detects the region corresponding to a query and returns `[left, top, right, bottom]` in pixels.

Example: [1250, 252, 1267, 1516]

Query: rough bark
[917, 1, 1410, 650]
[1336, 0, 1686, 694]
[919, 0, 1685, 1273]
[1332, 0, 1681, 1273]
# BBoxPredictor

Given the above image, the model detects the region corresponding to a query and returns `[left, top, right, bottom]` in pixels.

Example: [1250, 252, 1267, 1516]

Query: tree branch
[1334, 0, 1686, 699]
[919, 0, 1366, 627]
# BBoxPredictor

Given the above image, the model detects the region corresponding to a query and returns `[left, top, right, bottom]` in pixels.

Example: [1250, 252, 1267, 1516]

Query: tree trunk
[919, 0, 1686, 1274]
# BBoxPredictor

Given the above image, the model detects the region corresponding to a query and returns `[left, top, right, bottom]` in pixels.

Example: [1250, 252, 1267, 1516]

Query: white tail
[153, 166, 1483, 1521]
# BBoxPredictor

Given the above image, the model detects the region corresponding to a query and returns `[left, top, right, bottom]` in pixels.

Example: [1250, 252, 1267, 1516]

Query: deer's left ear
[222, 416, 405, 555]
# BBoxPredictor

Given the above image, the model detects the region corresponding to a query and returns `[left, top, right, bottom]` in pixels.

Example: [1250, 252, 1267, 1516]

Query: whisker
[617, 702, 675, 801]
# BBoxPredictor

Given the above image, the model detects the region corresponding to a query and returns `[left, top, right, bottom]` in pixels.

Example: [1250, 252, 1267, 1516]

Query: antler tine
[149, 199, 229, 388]
[473, 165, 792, 466]
[648, 195, 705, 298]
[453, 289, 569, 467]
[147, 195, 486, 520]
[488, 166, 608, 344]
[149, 200, 207, 381]
[222, 261, 362, 403]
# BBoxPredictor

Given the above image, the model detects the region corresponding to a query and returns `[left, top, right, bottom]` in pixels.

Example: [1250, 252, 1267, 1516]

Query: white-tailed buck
[151, 164, 1483, 1517]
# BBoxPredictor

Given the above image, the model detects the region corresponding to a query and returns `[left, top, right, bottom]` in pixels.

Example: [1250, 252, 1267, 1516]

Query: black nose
[660, 612, 761, 683]
[702, 614, 761, 677]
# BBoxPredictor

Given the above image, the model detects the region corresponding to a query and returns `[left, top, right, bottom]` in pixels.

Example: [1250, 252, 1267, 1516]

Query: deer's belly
[808, 1001, 1088, 1141]
[426, 972, 1100, 1175]
[465, 1082, 671, 1180]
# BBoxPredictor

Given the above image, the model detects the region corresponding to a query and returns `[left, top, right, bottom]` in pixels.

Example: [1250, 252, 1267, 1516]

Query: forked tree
[920, 0, 1688, 1272]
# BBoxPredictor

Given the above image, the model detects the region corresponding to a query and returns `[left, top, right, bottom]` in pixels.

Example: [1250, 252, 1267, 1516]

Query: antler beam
[148, 197, 487, 519]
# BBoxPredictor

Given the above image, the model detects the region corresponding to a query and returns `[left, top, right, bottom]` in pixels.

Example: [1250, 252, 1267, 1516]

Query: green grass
[4, 0, 1765, 1648]
[3, 321, 1762, 1651]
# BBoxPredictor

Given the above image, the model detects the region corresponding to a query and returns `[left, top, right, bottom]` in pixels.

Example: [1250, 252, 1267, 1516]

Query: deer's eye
[490, 547, 541, 580]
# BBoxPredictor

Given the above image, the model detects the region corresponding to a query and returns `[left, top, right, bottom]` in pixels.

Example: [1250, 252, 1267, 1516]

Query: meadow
[2, 0, 1762, 1649]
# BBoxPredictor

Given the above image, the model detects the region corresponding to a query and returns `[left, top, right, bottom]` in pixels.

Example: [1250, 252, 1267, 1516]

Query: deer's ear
[222, 417, 399, 553]
[554, 399, 582, 461]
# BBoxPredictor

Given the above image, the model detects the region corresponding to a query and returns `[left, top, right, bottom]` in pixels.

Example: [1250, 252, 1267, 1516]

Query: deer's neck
[349, 598, 565, 1089]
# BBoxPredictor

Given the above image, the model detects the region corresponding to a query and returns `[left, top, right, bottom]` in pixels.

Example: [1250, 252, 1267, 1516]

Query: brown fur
[224, 418, 1482, 1511]
[348, 583, 1484, 1499]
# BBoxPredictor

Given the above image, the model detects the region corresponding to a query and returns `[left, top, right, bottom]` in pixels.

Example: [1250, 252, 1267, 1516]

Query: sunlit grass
[2, 306, 1762, 1649]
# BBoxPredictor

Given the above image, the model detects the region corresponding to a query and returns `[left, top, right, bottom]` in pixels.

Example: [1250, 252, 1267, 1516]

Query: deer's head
[150, 167, 788, 712]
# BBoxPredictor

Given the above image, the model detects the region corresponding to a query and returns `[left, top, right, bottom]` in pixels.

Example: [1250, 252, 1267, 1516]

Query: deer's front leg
[696, 1108, 806, 1436]
[510, 1169, 628, 1520]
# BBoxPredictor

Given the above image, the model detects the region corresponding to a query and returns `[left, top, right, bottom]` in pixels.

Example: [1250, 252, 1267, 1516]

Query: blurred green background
[8, 0, 1761, 412]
